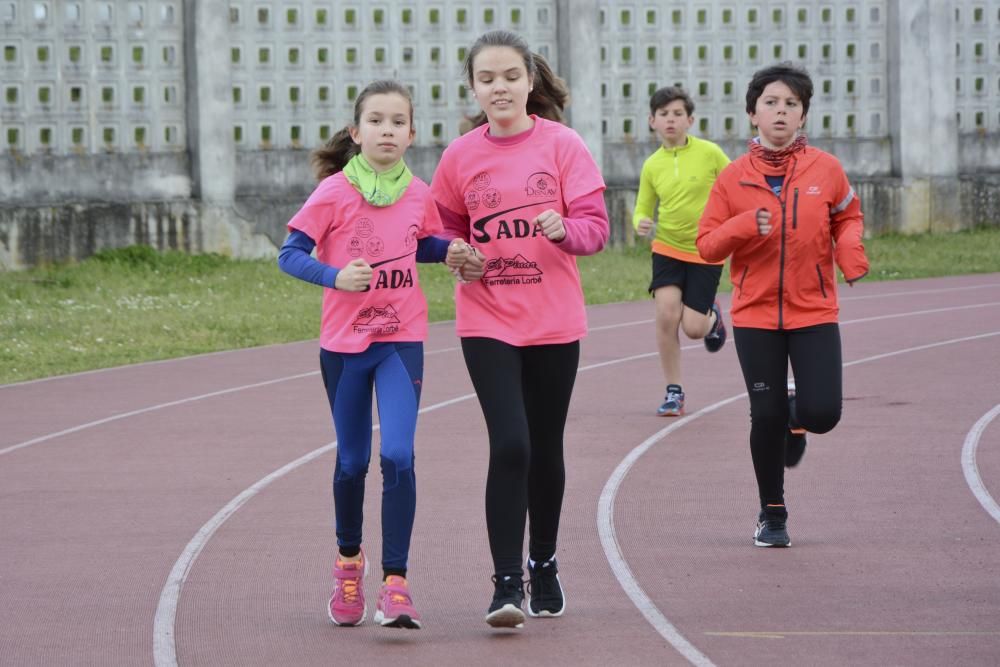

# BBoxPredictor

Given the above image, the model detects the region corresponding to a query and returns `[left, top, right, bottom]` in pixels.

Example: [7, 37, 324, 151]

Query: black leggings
[461, 337, 580, 577]
[733, 324, 842, 508]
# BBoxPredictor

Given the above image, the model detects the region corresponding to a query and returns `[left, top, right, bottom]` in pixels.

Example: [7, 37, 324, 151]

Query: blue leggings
[319, 342, 423, 574]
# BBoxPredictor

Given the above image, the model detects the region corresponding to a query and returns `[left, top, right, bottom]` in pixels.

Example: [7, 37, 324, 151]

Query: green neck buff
[343, 154, 413, 207]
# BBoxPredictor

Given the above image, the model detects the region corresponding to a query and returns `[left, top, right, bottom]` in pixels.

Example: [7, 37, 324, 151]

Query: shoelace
[338, 576, 361, 604]
[666, 391, 682, 404]
[384, 577, 412, 606]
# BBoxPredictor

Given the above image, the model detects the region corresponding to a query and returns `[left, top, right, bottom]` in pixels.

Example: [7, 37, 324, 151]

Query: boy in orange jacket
[697, 63, 868, 548]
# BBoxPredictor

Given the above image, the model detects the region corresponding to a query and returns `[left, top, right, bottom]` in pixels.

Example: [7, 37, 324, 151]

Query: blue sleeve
[277, 229, 340, 288]
[416, 235, 449, 263]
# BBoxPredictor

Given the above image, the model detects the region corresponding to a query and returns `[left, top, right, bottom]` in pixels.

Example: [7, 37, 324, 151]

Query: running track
[2, 274, 999, 667]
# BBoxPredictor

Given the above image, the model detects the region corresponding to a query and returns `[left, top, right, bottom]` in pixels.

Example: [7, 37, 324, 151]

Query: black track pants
[461, 337, 579, 577]
[733, 324, 842, 508]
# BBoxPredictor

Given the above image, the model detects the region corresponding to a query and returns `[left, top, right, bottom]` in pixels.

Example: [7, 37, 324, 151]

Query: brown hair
[462, 30, 569, 128]
[310, 80, 413, 180]
[649, 86, 694, 116]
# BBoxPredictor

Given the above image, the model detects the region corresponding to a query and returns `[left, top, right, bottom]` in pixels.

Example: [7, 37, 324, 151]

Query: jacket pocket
[815, 263, 827, 298]
[737, 266, 748, 299]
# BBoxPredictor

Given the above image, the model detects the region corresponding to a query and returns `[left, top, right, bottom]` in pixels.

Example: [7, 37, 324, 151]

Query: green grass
[2, 227, 999, 384]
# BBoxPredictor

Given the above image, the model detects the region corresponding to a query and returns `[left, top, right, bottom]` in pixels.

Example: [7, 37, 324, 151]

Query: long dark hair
[462, 30, 569, 129]
[310, 80, 413, 181]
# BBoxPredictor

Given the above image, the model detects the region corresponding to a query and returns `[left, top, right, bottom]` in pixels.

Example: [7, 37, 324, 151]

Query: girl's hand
[534, 209, 566, 242]
[636, 217, 654, 236]
[459, 246, 485, 282]
[756, 208, 773, 236]
[335, 258, 373, 291]
[446, 238, 471, 274]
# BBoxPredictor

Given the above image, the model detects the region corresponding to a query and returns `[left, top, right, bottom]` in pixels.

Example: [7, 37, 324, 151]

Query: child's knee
[798, 404, 841, 434]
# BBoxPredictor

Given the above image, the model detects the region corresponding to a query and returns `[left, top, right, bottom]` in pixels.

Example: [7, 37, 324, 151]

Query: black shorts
[649, 253, 723, 314]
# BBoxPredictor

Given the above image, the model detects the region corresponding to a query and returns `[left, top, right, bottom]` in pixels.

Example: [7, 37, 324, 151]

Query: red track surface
[3, 274, 999, 666]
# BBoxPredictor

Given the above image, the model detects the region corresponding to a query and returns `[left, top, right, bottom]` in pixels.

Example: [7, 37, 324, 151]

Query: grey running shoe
[754, 506, 791, 547]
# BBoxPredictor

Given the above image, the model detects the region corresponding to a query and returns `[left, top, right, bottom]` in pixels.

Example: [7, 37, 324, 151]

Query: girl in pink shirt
[431, 30, 609, 628]
[278, 80, 469, 630]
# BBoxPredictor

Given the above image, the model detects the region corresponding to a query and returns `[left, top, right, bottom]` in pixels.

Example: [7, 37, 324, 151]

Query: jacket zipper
[777, 161, 797, 329]
[737, 158, 796, 329]
[792, 188, 799, 229]
[738, 266, 748, 298]
[816, 264, 827, 298]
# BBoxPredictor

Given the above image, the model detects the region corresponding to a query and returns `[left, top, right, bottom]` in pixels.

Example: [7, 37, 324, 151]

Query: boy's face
[649, 99, 694, 146]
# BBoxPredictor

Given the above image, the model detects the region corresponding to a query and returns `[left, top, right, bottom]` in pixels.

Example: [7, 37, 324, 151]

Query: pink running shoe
[374, 576, 422, 629]
[328, 550, 366, 626]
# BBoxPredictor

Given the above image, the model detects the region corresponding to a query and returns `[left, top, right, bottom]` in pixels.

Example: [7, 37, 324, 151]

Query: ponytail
[527, 52, 568, 123]
[310, 127, 358, 181]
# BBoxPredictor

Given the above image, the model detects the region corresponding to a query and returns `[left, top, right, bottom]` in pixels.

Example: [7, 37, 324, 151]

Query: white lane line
[0, 372, 318, 457]
[152, 328, 1000, 665]
[152, 391, 474, 667]
[961, 405, 1000, 526]
[150, 341, 743, 667]
[598, 330, 1000, 666]
[9, 300, 999, 457]
[0, 346, 456, 457]
[6, 281, 998, 390]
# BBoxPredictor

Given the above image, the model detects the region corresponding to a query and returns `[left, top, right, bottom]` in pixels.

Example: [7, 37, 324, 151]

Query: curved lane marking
[961, 404, 1000, 526]
[598, 330, 1000, 666]
[153, 326, 1000, 666]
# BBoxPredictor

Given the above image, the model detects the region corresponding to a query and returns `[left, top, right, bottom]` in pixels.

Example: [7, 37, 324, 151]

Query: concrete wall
[2, 0, 1000, 269]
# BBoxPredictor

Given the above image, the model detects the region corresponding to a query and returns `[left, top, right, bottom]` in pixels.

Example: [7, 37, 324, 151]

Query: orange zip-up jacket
[696, 145, 869, 330]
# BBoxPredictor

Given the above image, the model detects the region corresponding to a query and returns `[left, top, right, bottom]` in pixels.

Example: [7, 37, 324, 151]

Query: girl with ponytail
[277, 79, 476, 630]
[431, 30, 609, 629]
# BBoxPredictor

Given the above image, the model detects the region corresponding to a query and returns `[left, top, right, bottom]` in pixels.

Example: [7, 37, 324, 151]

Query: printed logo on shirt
[471, 200, 559, 242]
[347, 237, 363, 257]
[483, 188, 502, 208]
[465, 190, 480, 211]
[525, 171, 557, 197]
[473, 172, 492, 190]
[366, 237, 385, 257]
[356, 218, 374, 238]
[481, 254, 543, 287]
[352, 304, 400, 335]
[806, 185, 821, 195]
[404, 224, 419, 250]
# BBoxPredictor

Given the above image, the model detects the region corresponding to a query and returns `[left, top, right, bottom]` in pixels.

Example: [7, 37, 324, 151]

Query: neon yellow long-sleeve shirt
[633, 135, 730, 264]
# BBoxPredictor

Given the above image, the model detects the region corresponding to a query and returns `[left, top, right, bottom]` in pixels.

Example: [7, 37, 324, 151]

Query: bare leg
[653, 286, 684, 386]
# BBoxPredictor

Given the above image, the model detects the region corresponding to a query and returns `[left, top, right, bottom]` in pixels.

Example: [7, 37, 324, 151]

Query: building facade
[1, 0, 998, 267]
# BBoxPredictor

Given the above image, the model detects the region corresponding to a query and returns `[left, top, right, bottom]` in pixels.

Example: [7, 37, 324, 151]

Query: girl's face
[749, 80, 806, 149]
[349, 92, 414, 171]
[470, 46, 533, 136]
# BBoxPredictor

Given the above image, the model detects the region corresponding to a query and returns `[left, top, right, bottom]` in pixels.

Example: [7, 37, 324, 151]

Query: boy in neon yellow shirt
[634, 87, 730, 416]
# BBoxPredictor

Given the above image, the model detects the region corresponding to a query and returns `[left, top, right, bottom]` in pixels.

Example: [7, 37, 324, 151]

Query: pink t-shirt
[287, 173, 443, 353]
[432, 117, 606, 346]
